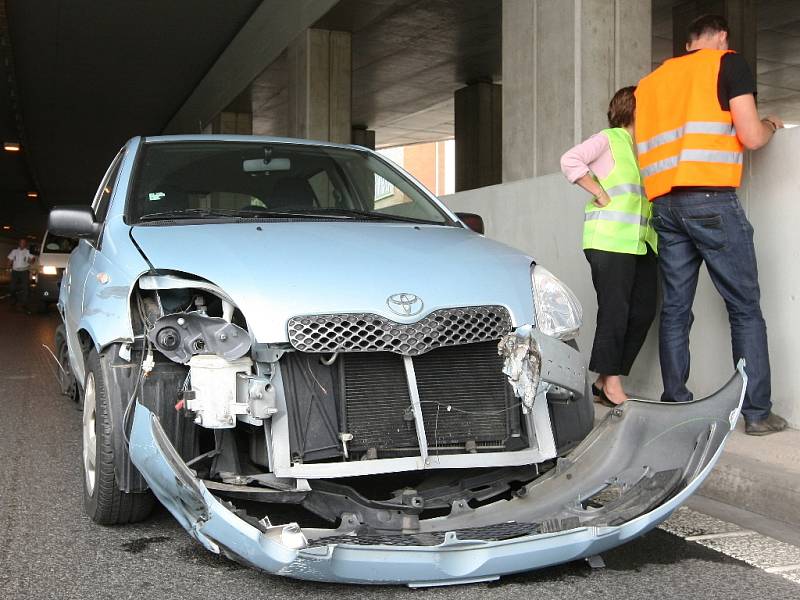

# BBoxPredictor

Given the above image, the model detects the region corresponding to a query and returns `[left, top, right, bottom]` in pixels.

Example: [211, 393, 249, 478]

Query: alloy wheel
[82, 372, 97, 495]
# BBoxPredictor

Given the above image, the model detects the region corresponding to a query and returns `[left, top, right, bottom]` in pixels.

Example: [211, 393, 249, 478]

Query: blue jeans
[651, 190, 771, 421]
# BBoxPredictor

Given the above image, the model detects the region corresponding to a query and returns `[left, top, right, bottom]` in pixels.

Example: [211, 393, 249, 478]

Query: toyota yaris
[49, 135, 745, 586]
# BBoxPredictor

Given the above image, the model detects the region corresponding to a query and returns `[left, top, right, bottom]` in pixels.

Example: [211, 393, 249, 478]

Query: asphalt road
[1, 300, 799, 600]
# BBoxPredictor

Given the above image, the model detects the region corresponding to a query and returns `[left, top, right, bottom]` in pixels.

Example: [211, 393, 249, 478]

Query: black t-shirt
[716, 52, 757, 110]
[668, 51, 756, 197]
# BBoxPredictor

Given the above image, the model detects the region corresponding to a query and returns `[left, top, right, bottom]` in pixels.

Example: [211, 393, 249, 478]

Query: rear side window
[42, 234, 78, 254]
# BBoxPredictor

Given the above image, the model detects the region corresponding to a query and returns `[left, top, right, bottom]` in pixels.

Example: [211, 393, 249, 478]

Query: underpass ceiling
[252, 0, 501, 148]
[1, 0, 260, 238]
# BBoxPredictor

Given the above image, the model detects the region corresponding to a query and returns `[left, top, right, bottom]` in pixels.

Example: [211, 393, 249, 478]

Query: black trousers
[584, 248, 658, 376]
[9, 269, 30, 306]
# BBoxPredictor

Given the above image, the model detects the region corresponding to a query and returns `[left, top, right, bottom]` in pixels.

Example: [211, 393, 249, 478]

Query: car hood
[131, 222, 536, 343]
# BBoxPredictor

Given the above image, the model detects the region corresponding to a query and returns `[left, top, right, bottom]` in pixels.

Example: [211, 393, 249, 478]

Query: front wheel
[83, 349, 154, 524]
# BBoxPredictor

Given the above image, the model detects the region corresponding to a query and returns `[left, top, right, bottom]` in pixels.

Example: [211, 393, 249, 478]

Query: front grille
[287, 305, 512, 356]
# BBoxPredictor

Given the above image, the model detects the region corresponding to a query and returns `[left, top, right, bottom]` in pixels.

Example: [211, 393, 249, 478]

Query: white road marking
[660, 507, 800, 586]
[765, 564, 800, 574]
[686, 530, 756, 541]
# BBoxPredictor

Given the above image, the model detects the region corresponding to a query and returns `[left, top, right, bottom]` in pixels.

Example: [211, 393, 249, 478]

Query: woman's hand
[592, 190, 612, 208]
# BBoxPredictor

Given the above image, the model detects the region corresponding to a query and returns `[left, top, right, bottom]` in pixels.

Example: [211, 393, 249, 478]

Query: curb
[698, 442, 800, 528]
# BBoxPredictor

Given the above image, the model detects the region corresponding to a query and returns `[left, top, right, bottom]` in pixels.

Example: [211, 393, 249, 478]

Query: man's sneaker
[745, 412, 788, 436]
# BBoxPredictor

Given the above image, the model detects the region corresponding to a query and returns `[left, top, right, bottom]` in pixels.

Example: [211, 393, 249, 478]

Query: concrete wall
[441, 126, 800, 428]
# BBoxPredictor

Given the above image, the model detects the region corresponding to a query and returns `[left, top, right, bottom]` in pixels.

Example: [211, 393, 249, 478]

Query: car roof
[140, 134, 370, 152]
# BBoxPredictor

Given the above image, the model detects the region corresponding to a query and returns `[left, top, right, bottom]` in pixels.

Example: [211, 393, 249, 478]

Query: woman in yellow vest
[560, 87, 658, 406]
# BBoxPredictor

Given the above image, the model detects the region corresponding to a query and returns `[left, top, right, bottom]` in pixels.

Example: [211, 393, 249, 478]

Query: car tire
[83, 348, 154, 525]
[54, 324, 78, 403]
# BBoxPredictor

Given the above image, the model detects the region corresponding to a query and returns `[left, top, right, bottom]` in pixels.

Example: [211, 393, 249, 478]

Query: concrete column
[351, 126, 376, 149]
[454, 81, 502, 192]
[672, 0, 756, 69]
[206, 87, 253, 134]
[502, 0, 651, 181]
[287, 29, 351, 143]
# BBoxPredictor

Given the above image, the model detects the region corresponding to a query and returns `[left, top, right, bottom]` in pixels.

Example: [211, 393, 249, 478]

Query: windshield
[41, 233, 79, 254]
[128, 142, 453, 225]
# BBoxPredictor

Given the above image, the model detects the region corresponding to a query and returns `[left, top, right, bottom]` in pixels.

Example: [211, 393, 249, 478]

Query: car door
[62, 151, 125, 381]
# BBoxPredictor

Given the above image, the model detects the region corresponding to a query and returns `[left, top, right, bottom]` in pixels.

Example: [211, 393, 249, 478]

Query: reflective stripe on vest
[604, 183, 645, 196]
[582, 128, 657, 255]
[635, 49, 744, 200]
[584, 210, 649, 227]
[641, 149, 743, 178]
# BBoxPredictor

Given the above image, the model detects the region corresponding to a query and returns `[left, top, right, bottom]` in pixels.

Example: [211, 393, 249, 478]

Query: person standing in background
[7, 238, 35, 311]
[635, 15, 786, 435]
[560, 87, 658, 406]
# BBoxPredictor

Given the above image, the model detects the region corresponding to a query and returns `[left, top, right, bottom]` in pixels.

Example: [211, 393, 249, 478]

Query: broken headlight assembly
[136, 274, 274, 430]
[531, 265, 582, 340]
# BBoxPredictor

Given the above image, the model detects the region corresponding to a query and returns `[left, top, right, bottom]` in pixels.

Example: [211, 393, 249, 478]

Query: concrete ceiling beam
[163, 0, 339, 134]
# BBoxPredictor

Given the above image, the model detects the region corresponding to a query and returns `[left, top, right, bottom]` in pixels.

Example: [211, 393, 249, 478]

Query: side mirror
[48, 206, 101, 240]
[455, 212, 485, 235]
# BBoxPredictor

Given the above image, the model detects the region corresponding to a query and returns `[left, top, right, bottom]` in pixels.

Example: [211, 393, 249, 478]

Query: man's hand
[592, 191, 612, 208]
[762, 115, 784, 131]
[730, 94, 783, 150]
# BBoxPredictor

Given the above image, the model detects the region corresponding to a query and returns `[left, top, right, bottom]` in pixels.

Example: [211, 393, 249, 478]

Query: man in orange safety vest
[635, 15, 787, 435]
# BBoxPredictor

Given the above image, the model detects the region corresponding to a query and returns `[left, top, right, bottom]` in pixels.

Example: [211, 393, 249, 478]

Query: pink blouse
[560, 132, 614, 183]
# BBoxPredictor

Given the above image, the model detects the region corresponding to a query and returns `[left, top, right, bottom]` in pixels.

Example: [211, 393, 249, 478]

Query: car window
[128, 142, 452, 225]
[42, 233, 79, 254]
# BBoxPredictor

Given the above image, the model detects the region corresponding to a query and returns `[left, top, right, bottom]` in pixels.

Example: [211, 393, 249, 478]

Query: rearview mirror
[243, 157, 291, 173]
[455, 212, 485, 235]
[48, 206, 101, 240]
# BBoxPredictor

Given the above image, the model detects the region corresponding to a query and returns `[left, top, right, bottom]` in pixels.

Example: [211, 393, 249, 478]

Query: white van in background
[31, 231, 77, 309]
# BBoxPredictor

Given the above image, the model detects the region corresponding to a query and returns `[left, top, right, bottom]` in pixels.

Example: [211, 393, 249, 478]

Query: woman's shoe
[591, 383, 602, 397]
[597, 387, 625, 407]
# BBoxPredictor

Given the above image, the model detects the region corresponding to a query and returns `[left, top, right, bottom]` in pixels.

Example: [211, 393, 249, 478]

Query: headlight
[531, 265, 582, 340]
[41, 265, 57, 275]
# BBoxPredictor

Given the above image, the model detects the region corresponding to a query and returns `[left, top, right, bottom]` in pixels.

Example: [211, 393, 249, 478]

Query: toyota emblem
[387, 293, 424, 317]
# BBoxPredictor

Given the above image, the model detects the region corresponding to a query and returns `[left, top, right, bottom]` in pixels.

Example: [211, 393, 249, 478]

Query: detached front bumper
[129, 363, 745, 587]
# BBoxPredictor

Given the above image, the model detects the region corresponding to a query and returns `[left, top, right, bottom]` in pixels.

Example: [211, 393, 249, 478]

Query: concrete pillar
[206, 87, 253, 134]
[287, 29, 351, 143]
[672, 0, 756, 69]
[502, 0, 651, 181]
[454, 81, 502, 192]
[351, 126, 376, 150]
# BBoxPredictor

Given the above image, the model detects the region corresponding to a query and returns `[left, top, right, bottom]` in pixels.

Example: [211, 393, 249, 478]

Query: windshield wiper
[260, 208, 443, 224]
[138, 206, 445, 225]
[137, 208, 243, 222]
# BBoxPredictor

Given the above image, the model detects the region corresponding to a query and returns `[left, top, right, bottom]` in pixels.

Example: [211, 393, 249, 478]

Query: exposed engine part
[186, 355, 253, 428]
[148, 312, 250, 364]
[498, 324, 542, 410]
[236, 373, 278, 420]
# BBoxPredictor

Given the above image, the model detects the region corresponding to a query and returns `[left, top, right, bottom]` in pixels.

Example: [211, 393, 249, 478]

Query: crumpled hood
[131, 222, 536, 342]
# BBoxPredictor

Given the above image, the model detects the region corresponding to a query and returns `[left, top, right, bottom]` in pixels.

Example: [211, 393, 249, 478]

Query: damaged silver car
[49, 135, 745, 586]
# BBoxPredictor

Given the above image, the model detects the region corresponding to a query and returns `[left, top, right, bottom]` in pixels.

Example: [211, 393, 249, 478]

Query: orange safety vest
[635, 49, 744, 200]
